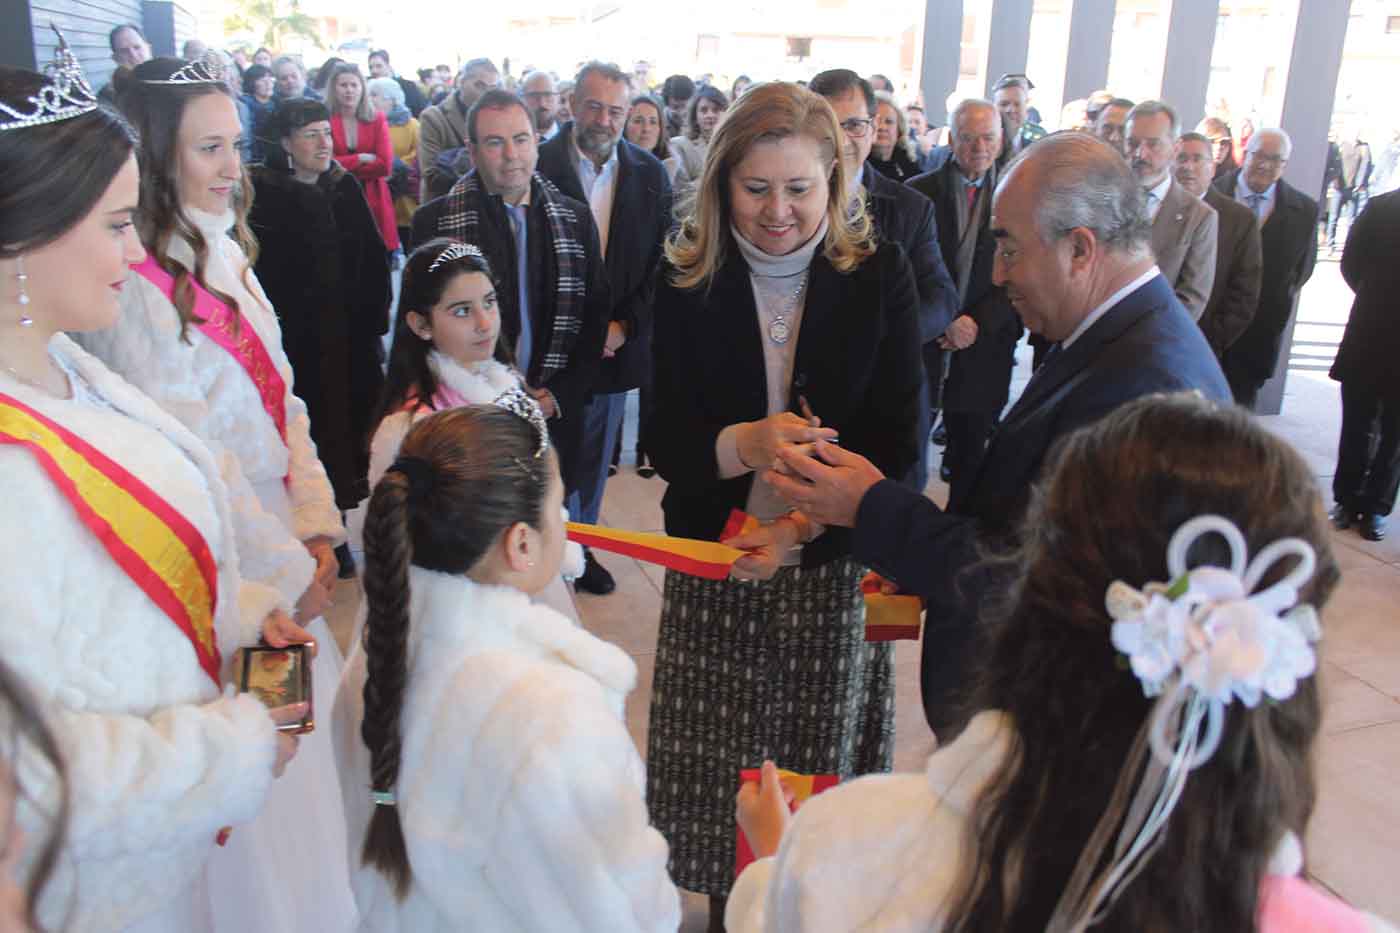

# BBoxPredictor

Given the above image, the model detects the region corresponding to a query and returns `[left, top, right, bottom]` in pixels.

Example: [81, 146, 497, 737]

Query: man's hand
[764, 440, 885, 528]
[602, 321, 628, 359]
[938, 315, 979, 351]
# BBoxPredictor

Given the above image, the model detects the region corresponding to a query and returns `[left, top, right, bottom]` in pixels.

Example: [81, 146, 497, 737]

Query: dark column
[1160, 0, 1222, 130]
[984, 0, 1035, 97]
[920, 0, 965, 126]
[1254, 0, 1352, 415]
[1063, 0, 1115, 103]
[1, 0, 37, 70]
[142, 1, 177, 57]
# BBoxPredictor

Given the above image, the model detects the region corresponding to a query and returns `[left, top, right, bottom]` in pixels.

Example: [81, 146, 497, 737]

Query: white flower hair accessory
[1048, 514, 1321, 933]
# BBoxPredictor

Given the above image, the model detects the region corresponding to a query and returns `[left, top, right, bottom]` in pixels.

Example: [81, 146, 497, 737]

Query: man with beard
[536, 61, 673, 594]
[1126, 100, 1217, 321]
[521, 71, 561, 142]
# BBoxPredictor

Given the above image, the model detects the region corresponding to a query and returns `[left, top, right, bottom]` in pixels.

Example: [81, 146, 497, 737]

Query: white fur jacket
[727, 711, 1400, 933]
[76, 207, 341, 608]
[333, 571, 679, 931]
[0, 337, 278, 931]
[363, 352, 584, 583]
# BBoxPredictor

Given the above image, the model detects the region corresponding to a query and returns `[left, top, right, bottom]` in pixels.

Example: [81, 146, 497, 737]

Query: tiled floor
[329, 254, 1399, 929]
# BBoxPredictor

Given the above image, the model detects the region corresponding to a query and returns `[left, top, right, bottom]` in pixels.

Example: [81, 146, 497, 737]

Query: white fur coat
[726, 711, 1400, 933]
[0, 337, 278, 931]
[76, 208, 341, 608]
[333, 570, 679, 931]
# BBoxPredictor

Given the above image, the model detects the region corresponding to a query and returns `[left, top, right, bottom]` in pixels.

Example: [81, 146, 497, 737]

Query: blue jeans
[566, 391, 627, 525]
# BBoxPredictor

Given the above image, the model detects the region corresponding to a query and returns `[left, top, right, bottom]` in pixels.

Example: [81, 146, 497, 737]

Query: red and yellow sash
[133, 257, 288, 446]
[0, 393, 221, 685]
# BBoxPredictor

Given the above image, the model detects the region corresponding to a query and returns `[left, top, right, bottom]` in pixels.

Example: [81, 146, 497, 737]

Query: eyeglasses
[1248, 152, 1287, 167]
[840, 117, 873, 137]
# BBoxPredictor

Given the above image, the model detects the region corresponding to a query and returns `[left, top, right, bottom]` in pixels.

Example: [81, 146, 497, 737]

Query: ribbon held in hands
[735, 767, 839, 875]
[862, 572, 924, 642]
[565, 522, 747, 580]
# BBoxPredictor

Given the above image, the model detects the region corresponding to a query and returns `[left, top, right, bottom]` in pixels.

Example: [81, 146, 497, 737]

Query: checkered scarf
[437, 171, 587, 383]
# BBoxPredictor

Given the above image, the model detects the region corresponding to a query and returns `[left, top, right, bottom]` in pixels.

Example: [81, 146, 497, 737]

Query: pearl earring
[16, 256, 32, 327]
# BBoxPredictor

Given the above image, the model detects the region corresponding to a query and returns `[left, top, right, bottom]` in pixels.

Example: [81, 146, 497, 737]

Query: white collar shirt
[574, 138, 619, 258]
[1061, 265, 1162, 350]
[1235, 179, 1278, 225]
[1144, 173, 1173, 222]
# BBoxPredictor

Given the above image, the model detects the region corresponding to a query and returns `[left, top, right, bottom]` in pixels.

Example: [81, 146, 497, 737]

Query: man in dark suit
[767, 133, 1231, 738]
[413, 89, 610, 508]
[908, 99, 1022, 493]
[1214, 128, 1319, 409]
[536, 61, 673, 594]
[1329, 190, 1400, 541]
[809, 69, 958, 485]
[1174, 131, 1263, 359]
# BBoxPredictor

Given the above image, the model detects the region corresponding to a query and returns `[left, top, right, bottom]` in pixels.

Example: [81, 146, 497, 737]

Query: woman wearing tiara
[76, 56, 358, 931]
[365, 238, 583, 618]
[0, 48, 308, 932]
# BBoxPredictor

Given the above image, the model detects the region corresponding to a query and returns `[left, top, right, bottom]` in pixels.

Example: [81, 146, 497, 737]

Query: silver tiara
[491, 386, 550, 458]
[0, 26, 99, 134]
[427, 241, 485, 272]
[140, 55, 224, 86]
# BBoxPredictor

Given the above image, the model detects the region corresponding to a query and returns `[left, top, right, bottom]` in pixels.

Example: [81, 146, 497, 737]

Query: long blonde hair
[665, 81, 874, 292]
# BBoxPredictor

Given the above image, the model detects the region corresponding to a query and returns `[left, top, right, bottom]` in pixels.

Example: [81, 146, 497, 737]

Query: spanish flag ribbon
[565, 523, 747, 580]
[862, 573, 925, 642]
[0, 393, 221, 685]
[735, 767, 841, 874]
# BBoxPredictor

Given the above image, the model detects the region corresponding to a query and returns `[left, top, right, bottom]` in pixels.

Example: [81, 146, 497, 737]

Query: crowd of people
[0, 21, 1397, 933]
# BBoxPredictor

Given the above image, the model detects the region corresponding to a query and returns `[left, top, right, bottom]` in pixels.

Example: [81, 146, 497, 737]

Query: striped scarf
[437, 172, 587, 383]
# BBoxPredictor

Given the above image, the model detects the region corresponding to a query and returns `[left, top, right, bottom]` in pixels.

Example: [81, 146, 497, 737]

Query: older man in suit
[536, 61, 674, 594]
[1329, 190, 1400, 541]
[1174, 131, 1263, 359]
[1214, 128, 1319, 409]
[909, 99, 1022, 492]
[1127, 101, 1218, 321]
[809, 69, 958, 487]
[766, 133, 1231, 737]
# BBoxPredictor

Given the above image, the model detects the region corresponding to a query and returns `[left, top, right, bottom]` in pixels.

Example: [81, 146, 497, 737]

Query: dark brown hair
[627, 94, 670, 161]
[120, 57, 259, 341]
[944, 393, 1338, 932]
[0, 68, 135, 259]
[359, 406, 551, 898]
[0, 658, 70, 931]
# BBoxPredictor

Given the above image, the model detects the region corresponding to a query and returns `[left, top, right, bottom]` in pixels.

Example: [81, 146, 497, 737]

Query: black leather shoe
[931, 421, 948, 446]
[575, 549, 617, 595]
[939, 463, 953, 483]
[1359, 513, 1387, 542]
[1330, 505, 1356, 531]
[637, 454, 657, 479]
[335, 542, 357, 579]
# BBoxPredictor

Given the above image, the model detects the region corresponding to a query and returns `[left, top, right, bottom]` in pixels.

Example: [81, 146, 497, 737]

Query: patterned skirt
[645, 558, 895, 896]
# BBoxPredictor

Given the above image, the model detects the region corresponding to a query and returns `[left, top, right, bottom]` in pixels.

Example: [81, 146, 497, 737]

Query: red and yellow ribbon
[0, 393, 221, 685]
[565, 522, 746, 580]
[735, 767, 841, 874]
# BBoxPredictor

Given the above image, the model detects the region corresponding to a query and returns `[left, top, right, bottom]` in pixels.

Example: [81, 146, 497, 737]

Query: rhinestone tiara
[427, 241, 486, 272]
[139, 55, 224, 86]
[491, 386, 550, 458]
[0, 26, 99, 134]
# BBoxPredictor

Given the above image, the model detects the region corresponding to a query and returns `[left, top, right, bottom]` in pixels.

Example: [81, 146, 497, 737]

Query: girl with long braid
[333, 403, 679, 930]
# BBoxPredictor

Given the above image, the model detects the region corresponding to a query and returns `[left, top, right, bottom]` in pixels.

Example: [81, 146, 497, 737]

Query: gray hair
[521, 70, 555, 91]
[272, 55, 304, 77]
[459, 58, 497, 80]
[951, 98, 999, 135]
[1126, 100, 1179, 139]
[574, 60, 629, 91]
[1002, 132, 1152, 256]
[367, 76, 405, 110]
[1247, 127, 1293, 159]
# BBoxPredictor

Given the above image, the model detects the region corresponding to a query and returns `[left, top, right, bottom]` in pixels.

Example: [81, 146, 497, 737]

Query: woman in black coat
[249, 99, 392, 514]
[641, 82, 924, 928]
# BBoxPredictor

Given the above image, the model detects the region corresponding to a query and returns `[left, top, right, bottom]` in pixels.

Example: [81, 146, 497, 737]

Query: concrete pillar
[1254, 0, 1353, 415]
[1063, 0, 1116, 104]
[1, 0, 37, 71]
[920, 0, 965, 126]
[142, 1, 178, 57]
[1160, 0, 1222, 131]
[984, 0, 1035, 98]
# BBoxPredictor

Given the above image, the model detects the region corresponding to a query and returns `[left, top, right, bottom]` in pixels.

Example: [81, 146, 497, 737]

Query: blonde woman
[642, 81, 925, 928]
[868, 91, 921, 181]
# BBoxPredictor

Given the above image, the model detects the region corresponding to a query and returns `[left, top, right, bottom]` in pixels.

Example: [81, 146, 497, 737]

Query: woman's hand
[357, 152, 376, 165]
[262, 609, 318, 658]
[736, 760, 796, 860]
[736, 413, 838, 473]
[303, 536, 338, 591]
[268, 703, 308, 777]
[294, 579, 332, 623]
[725, 515, 803, 582]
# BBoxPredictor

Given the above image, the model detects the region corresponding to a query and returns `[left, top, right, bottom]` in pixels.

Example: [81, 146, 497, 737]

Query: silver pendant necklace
[767, 274, 808, 345]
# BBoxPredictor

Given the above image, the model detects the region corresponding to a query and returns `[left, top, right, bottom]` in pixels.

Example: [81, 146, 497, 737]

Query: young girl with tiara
[76, 56, 356, 930]
[726, 393, 1399, 932]
[334, 402, 679, 930]
[364, 238, 582, 617]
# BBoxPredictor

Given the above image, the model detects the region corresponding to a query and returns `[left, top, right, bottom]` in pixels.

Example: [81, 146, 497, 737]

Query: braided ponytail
[360, 470, 415, 898]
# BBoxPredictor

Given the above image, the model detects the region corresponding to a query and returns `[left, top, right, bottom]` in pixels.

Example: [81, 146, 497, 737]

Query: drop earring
[16, 256, 32, 327]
